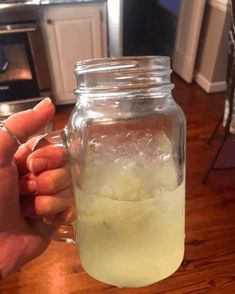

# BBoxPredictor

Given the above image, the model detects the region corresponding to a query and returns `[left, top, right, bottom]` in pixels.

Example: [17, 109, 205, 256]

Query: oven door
[0, 23, 40, 101]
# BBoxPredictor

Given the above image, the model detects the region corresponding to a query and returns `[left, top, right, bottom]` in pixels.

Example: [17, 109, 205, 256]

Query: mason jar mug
[38, 56, 186, 288]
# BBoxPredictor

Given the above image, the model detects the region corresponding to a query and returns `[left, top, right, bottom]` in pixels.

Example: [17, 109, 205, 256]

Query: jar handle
[32, 129, 76, 244]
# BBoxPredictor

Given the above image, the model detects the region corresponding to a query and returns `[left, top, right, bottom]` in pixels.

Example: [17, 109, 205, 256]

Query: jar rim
[74, 56, 170, 75]
[74, 56, 173, 100]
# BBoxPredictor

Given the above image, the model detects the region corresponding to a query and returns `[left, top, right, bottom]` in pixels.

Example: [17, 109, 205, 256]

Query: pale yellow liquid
[74, 132, 185, 287]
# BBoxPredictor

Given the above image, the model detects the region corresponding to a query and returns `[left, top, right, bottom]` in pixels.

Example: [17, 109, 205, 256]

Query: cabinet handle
[47, 19, 53, 24]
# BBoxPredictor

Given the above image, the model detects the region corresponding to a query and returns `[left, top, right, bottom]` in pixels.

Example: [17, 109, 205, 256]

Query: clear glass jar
[64, 56, 186, 288]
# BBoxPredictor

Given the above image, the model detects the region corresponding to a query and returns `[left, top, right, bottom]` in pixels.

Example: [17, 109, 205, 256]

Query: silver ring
[0, 120, 22, 146]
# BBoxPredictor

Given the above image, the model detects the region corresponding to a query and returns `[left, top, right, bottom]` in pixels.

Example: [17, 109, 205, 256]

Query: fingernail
[28, 158, 48, 174]
[33, 98, 52, 110]
[20, 180, 37, 194]
[28, 180, 37, 192]
[42, 215, 58, 225]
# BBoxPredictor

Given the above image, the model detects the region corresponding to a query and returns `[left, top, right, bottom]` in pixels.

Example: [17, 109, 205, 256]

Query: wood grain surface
[1, 74, 235, 294]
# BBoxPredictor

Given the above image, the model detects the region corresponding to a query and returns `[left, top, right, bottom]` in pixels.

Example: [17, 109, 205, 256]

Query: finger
[34, 187, 74, 216]
[27, 146, 67, 174]
[15, 143, 67, 176]
[42, 206, 76, 225]
[14, 137, 38, 175]
[21, 193, 76, 223]
[0, 98, 55, 167]
[20, 165, 72, 195]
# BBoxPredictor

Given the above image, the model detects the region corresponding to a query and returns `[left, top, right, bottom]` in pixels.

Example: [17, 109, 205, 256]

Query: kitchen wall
[195, 0, 230, 93]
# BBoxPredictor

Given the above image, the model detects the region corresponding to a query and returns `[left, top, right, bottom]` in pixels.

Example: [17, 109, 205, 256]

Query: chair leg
[203, 13, 235, 185]
[202, 133, 228, 185]
[207, 115, 223, 145]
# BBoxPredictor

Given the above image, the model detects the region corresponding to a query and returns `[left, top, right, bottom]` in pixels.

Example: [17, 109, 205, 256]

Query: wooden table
[1, 76, 235, 293]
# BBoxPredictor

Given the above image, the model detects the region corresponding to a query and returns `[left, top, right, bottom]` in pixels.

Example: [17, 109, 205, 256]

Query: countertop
[40, 0, 106, 4]
[0, 0, 106, 10]
[0, 0, 107, 25]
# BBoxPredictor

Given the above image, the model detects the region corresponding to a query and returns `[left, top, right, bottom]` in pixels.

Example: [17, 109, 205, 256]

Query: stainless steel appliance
[0, 2, 51, 107]
[0, 96, 44, 119]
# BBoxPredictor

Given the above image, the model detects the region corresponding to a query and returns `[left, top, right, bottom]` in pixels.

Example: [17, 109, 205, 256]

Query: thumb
[0, 98, 55, 167]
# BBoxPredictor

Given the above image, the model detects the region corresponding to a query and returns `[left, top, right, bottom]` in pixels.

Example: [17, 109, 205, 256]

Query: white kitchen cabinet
[40, 3, 107, 104]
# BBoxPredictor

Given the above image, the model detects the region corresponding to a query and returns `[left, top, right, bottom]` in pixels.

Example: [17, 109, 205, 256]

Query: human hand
[0, 98, 74, 278]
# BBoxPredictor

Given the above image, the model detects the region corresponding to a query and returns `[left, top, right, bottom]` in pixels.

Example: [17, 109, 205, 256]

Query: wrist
[0, 232, 27, 278]
[0, 222, 50, 279]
